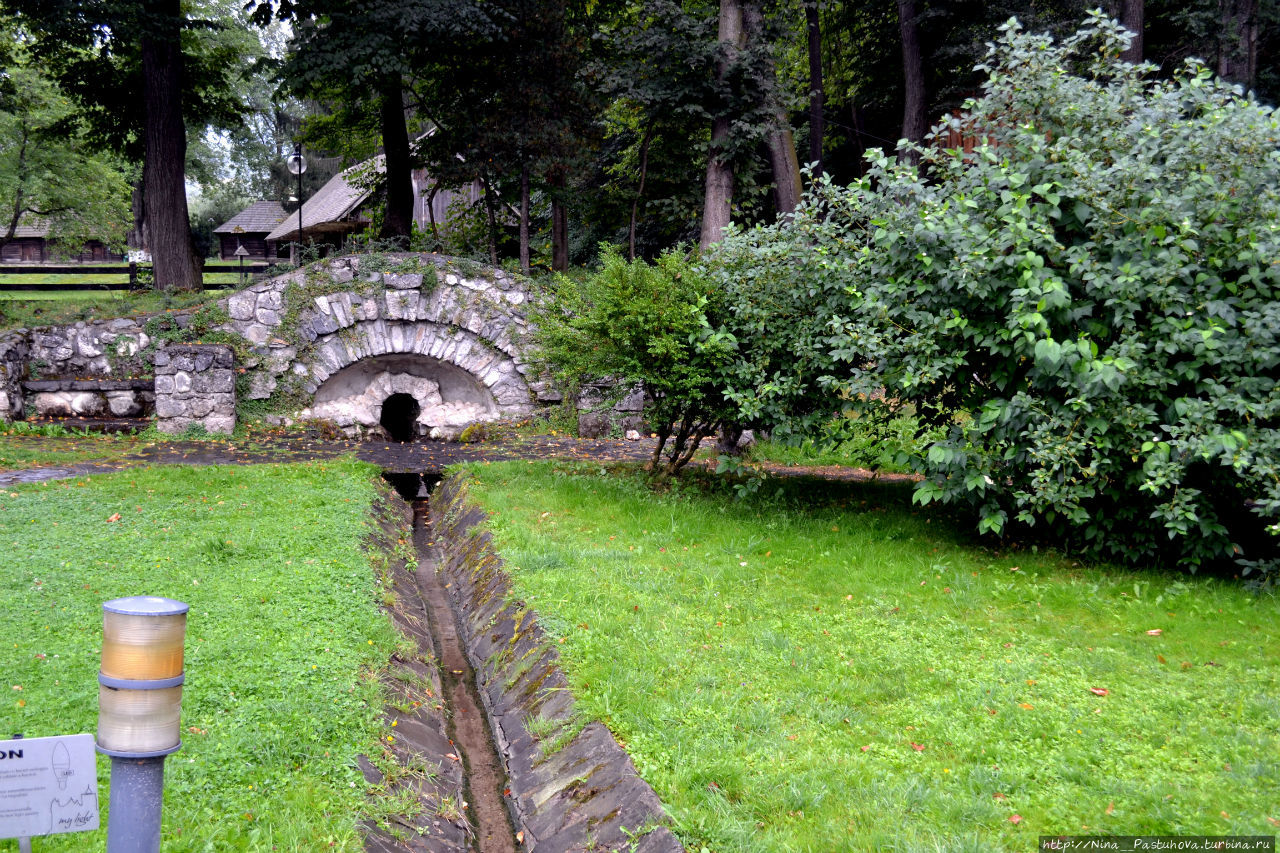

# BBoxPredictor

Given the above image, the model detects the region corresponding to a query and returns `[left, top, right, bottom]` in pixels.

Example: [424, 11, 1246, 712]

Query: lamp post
[286, 143, 307, 264]
[97, 596, 188, 853]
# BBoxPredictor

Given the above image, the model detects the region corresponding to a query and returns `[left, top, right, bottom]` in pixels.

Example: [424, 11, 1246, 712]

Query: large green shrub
[723, 14, 1280, 578]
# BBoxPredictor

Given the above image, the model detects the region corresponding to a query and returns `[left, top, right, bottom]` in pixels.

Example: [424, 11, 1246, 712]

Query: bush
[722, 14, 1280, 579]
[531, 245, 740, 477]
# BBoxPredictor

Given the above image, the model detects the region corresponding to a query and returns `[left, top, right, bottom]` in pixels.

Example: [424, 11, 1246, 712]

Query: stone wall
[154, 345, 236, 434]
[0, 333, 28, 420]
[0, 255, 571, 437]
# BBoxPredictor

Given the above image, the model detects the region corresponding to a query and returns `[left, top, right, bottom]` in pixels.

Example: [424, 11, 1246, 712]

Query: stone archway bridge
[0, 254, 610, 437]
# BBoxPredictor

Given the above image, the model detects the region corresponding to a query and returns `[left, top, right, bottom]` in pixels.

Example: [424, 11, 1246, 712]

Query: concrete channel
[367, 471, 683, 853]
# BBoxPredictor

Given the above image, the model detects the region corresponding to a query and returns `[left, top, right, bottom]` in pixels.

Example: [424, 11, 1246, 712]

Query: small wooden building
[213, 201, 288, 261]
[0, 221, 124, 263]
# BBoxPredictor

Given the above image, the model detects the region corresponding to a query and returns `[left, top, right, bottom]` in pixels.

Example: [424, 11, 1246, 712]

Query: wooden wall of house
[219, 234, 278, 261]
[1, 239, 123, 263]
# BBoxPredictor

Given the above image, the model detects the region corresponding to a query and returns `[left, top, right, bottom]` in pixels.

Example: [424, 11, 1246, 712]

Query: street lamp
[97, 596, 188, 853]
[286, 143, 307, 264]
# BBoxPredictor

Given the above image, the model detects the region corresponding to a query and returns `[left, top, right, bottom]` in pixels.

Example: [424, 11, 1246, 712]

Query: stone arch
[219, 254, 553, 438]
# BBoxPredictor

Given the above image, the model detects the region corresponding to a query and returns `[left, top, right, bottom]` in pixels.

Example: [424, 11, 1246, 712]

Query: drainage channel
[385, 470, 517, 853]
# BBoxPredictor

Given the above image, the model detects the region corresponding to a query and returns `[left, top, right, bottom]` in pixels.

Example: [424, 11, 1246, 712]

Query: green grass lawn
[0, 425, 149, 469]
[0, 289, 223, 331]
[462, 461, 1280, 853]
[0, 461, 400, 851]
[0, 274, 243, 287]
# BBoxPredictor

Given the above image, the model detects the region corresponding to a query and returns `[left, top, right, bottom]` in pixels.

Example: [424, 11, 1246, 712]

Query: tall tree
[0, 53, 131, 256]
[249, 0, 497, 246]
[700, 0, 747, 249]
[896, 0, 926, 160]
[1217, 0, 1258, 89]
[1115, 0, 1143, 62]
[804, 0, 825, 176]
[4, 0, 233, 289]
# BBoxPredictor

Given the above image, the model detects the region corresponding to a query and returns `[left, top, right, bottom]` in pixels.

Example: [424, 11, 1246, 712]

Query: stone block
[384, 272, 423, 290]
[188, 397, 214, 418]
[156, 417, 189, 435]
[154, 374, 174, 394]
[173, 372, 192, 394]
[227, 291, 256, 321]
[107, 392, 143, 417]
[70, 392, 106, 416]
[255, 308, 280, 326]
[259, 290, 283, 311]
[203, 415, 235, 435]
[154, 397, 185, 418]
[32, 392, 73, 418]
[243, 324, 271, 345]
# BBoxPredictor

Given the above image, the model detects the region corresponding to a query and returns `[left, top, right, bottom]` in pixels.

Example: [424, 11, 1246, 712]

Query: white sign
[0, 734, 99, 839]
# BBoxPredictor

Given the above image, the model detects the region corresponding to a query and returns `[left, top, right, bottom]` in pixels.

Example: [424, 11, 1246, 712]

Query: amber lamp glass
[97, 597, 188, 758]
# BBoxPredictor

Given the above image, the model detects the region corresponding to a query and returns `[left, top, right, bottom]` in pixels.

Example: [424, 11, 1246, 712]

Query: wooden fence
[0, 262, 272, 292]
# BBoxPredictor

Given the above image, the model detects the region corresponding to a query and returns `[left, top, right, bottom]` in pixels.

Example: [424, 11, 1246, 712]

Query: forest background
[1, 0, 1276, 289]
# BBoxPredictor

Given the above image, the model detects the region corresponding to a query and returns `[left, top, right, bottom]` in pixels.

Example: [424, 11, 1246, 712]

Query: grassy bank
[462, 461, 1279, 853]
[0, 461, 399, 851]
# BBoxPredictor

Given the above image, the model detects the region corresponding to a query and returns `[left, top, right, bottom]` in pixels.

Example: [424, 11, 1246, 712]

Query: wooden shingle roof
[214, 201, 288, 235]
[265, 160, 376, 242]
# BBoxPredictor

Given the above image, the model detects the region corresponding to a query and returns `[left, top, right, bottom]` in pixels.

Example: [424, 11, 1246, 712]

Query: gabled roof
[214, 201, 288, 235]
[6, 218, 50, 239]
[266, 159, 377, 242]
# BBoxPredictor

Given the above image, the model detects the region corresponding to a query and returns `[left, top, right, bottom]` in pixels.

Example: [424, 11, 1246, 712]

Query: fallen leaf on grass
[910, 742, 925, 752]
[992, 792, 1006, 800]
[860, 745, 871, 752]
[1089, 687, 1109, 696]
[1018, 702, 1034, 710]
[516, 830, 524, 844]
[1105, 802, 1115, 815]
[106, 513, 121, 522]
[1008, 814, 1022, 824]
[1146, 629, 1163, 636]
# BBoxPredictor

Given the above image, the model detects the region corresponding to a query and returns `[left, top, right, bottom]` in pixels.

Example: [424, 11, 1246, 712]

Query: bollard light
[97, 596, 188, 853]
[98, 597, 187, 757]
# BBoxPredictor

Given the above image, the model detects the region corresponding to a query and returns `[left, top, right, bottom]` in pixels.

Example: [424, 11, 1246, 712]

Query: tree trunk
[1117, 0, 1143, 64]
[1218, 0, 1258, 90]
[479, 171, 499, 266]
[141, 0, 201, 291]
[896, 0, 927, 165]
[519, 163, 530, 274]
[804, 0, 825, 177]
[629, 125, 653, 262]
[552, 199, 568, 272]
[129, 181, 147, 252]
[378, 78, 413, 245]
[700, 0, 745, 250]
[743, 1, 802, 217]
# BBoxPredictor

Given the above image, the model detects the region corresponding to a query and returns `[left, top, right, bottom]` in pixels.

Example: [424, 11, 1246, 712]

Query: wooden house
[0, 220, 124, 263]
[213, 201, 288, 261]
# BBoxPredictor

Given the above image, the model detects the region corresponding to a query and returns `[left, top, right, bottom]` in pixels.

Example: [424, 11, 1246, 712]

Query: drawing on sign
[52, 742, 71, 790]
[50, 785, 97, 833]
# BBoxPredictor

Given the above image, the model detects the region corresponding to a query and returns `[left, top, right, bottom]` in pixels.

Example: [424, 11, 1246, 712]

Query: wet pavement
[0, 433, 662, 486]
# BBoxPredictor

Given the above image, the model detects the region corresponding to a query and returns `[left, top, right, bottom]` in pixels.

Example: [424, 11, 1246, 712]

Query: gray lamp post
[286, 143, 307, 264]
